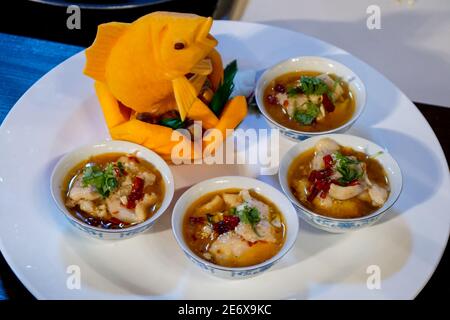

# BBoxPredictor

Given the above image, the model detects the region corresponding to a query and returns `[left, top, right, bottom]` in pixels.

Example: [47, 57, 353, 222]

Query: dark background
[0, 0, 224, 46]
[0, 0, 448, 300]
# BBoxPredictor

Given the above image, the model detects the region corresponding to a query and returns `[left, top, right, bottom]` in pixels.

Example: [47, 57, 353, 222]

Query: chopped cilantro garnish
[293, 102, 320, 125]
[117, 161, 126, 175]
[287, 86, 303, 97]
[299, 76, 330, 96]
[334, 152, 363, 184]
[82, 162, 119, 198]
[232, 205, 261, 236]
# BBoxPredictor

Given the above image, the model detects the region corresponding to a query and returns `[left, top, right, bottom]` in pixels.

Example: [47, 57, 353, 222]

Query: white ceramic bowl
[171, 176, 299, 279]
[255, 56, 366, 141]
[50, 140, 175, 240]
[278, 134, 403, 233]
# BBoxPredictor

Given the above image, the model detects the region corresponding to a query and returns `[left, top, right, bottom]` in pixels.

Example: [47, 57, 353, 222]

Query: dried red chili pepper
[213, 215, 240, 234]
[308, 167, 333, 202]
[322, 94, 335, 112]
[127, 155, 140, 163]
[323, 154, 333, 169]
[126, 176, 144, 209]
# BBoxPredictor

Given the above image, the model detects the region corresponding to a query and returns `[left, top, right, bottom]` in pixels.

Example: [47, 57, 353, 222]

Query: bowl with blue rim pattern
[50, 140, 174, 240]
[278, 134, 402, 233]
[255, 56, 366, 141]
[171, 176, 299, 279]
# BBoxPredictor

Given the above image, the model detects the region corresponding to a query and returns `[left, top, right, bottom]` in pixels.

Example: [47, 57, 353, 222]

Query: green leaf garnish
[232, 205, 261, 236]
[287, 86, 303, 97]
[299, 76, 330, 96]
[334, 152, 363, 184]
[209, 60, 238, 117]
[293, 102, 320, 125]
[82, 162, 119, 198]
[117, 161, 125, 175]
[158, 117, 185, 130]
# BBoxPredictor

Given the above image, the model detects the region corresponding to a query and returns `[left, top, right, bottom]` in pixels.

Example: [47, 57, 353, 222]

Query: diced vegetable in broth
[264, 71, 355, 132]
[288, 138, 390, 219]
[63, 153, 164, 229]
[183, 188, 286, 268]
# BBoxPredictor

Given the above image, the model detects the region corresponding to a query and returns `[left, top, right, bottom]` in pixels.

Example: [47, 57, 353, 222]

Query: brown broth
[264, 71, 355, 132]
[288, 147, 389, 219]
[63, 153, 164, 229]
[183, 188, 286, 267]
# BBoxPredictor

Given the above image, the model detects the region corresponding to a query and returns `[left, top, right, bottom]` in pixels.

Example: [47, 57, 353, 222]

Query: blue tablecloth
[0, 33, 83, 124]
[0, 32, 82, 299]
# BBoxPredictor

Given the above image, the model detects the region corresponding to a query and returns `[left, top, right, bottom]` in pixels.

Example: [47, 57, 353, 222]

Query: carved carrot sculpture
[84, 11, 247, 161]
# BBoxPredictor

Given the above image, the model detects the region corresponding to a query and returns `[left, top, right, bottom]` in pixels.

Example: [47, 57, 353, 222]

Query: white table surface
[234, 0, 450, 107]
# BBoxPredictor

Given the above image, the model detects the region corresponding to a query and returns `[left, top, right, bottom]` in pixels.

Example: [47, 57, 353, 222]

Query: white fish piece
[78, 200, 108, 219]
[312, 194, 333, 209]
[203, 252, 212, 261]
[315, 138, 340, 155]
[357, 190, 372, 202]
[271, 215, 282, 228]
[328, 183, 365, 200]
[200, 224, 213, 239]
[277, 93, 309, 118]
[311, 138, 341, 170]
[117, 155, 139, 173]
[330, 171, 343, 180]
[106, 194, 140, 224]
[292, 178, 309, 202]
[209, 231, 251, 263]
[135, 193, 158, 222]
[286, 101, 296, 118]
[222, 193, 243, 208]
[234, 220, 276, 243]
[239, 190, 269, 219]
[80, 200, 109, 219]
[368, 184, 388, 207]
[316, 73, 344, 100]
[275, 92, 288, 106]
[311, 153, 325, 171]
[316, 104, 326, 121]
[138, 171, 156, 188]
[197, 195, 224, 215]
[78, 200, 95, 215]
[68, 175, 100, 201]
[308, 94, 322, 104]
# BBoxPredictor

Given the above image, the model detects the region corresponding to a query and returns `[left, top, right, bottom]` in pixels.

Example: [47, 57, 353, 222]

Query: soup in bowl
[255, 56, 366, 140]
[50, 140, 174, 239]
[172, 176, 299, 278]
[278, 134, 402, 232]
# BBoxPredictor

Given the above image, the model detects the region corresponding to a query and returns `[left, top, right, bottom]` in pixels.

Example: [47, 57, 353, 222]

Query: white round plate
[0, 21, 449, 299]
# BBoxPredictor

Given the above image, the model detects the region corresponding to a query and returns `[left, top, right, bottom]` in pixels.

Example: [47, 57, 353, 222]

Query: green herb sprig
[299, 76, 330, 96]
[334, 152, 363, 184]
[232, 205, 261, 236]
[293, 101, 320, 125]
[158, 117, 185, 130]
[209, 60, 238, 117]
[82, 163, 119, 198]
